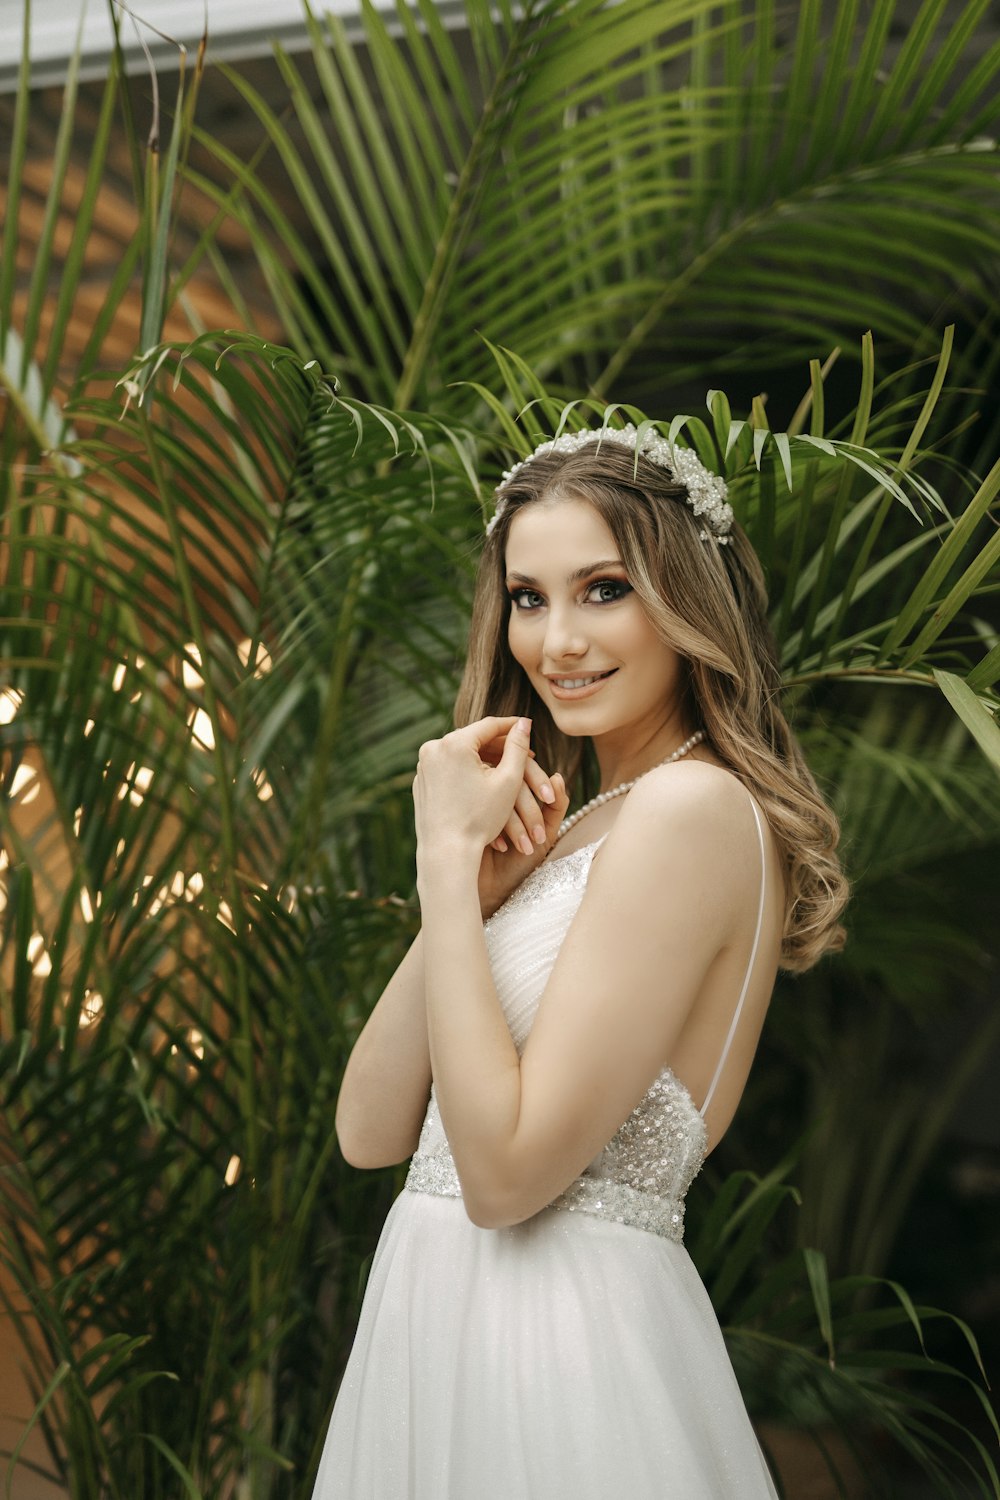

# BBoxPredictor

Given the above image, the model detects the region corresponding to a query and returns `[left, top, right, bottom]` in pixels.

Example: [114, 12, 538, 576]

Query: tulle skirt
[312, 1188, 779, 1499]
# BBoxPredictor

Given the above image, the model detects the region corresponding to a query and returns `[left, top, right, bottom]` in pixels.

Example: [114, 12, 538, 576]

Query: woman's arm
[334, 932, 432, 1169]
[415, 722, 774, 1228]
[335, 734, 568, 1170]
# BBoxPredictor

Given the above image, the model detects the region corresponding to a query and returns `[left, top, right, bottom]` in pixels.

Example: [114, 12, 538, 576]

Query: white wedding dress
[313, 791, 779, 1498]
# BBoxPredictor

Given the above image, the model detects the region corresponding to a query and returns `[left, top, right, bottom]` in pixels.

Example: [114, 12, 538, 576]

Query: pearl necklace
[550, 730, 706, 849]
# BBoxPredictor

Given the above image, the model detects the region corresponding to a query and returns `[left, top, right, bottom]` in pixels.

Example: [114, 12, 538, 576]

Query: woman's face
[504, 497, 686, 748]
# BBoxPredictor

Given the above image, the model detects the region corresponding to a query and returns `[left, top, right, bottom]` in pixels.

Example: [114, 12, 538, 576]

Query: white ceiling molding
[0, 0, 461, 92]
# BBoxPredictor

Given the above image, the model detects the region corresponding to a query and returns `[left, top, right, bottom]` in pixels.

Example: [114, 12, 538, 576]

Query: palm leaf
[4, 0, 1000, 1490]
[178, 0, 1000, 417]
[688, 1166, 1000, 1499]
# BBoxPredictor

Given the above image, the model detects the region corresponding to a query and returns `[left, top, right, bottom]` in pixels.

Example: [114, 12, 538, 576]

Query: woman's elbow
[457, 1143, 560, 1228]
[337, 1132, 413, 1171]
[334, 1081, 425, 1169]
[335, 1110, 411, 1171]
[463, 1196, 506, 1229]
[462, 1179, 541, 1230]
[335, 1115, 368, 1168]
[337, 1131, 380, 1170]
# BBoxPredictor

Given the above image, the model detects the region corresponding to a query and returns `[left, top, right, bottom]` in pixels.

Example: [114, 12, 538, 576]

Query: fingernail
[517, 717, 532, 735]
[539, 782, 555, 803]
[533, 825, 545, 844]
[495, 836, 508, 852]
[519, 836, 534, 856]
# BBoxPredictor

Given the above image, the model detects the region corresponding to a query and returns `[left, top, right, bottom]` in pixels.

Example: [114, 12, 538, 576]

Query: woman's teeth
[552, 672, 613, 688]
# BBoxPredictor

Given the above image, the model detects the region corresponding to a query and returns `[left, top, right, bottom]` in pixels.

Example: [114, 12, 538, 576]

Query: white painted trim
[0, 0, 432, 92]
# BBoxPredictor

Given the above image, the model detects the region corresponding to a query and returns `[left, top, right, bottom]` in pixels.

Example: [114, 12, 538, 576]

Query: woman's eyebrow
[505, 559, 626, 586]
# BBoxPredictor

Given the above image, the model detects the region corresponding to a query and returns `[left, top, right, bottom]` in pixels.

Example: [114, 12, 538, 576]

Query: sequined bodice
[405, 840, 708, 1241]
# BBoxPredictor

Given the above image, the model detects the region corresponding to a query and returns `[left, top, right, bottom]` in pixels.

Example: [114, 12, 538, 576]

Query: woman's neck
[594, 715, 697, 793]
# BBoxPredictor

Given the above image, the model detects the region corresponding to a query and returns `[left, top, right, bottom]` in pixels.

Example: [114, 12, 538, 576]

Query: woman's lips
[545, 669, 618, 700]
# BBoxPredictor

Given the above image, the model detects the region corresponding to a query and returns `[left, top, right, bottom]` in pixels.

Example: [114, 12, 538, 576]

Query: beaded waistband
[405, 1151, 464, 1200]
[405, 1151, 686, 1243]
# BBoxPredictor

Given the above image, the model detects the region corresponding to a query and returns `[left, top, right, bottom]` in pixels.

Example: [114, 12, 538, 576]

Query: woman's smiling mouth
[545, 669, 618, 698]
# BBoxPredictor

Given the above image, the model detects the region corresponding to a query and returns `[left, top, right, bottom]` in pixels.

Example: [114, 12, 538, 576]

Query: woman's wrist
[416, 837, 482, 898]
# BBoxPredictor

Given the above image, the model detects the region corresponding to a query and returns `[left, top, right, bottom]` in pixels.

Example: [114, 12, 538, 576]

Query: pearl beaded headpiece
[486, 423, 734, 544]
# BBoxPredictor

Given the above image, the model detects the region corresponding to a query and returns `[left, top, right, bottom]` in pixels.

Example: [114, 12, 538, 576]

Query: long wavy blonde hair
[454, 442, 849, 973]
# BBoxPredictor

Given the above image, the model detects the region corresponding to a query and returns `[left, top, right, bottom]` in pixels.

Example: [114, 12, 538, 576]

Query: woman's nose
[542, 604, 588, 662]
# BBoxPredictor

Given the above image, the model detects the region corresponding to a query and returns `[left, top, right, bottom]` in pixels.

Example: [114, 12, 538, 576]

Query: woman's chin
[548, 704, 610, 737]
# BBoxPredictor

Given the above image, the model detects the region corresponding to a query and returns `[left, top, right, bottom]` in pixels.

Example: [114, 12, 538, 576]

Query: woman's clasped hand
[412, 715, 570, 918]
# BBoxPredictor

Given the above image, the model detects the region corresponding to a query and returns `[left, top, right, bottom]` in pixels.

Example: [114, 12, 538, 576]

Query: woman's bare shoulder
[621, 756, 757, 828]
[594, 757, 767, 896]
[565, 763, 775, 1003]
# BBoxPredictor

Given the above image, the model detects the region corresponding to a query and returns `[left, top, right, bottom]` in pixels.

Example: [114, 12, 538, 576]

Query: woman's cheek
[507, 616, 529, 669]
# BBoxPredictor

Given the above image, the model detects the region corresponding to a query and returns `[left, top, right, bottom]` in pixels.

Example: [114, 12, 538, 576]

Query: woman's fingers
[488, 786, 548, 858]
[478, 728, 538, 772]
[456, 715, 523, 754]
[491, 768, 569, 857]
[499, 801, 534, 858]
[509, 781, 547, 854]
[542, 772, 570, 835]
[521, 750, 555, 807]
[475, 735, 569, 859]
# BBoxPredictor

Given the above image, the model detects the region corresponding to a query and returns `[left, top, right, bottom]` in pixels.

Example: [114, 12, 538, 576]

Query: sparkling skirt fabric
[313, 1191, 778, 1498]
[313, 835, 779, 1497]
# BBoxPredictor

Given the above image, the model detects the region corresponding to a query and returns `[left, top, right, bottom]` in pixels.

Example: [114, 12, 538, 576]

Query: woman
[316, 424, 848, 1498]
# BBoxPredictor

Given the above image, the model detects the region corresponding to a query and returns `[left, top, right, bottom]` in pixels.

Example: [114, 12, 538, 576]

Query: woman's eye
[588, 579, 631, 604]
[509, 588, 545, 610]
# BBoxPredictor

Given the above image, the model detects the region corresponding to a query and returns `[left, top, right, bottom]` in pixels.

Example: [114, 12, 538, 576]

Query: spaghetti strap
[699, 788, 767, 1120]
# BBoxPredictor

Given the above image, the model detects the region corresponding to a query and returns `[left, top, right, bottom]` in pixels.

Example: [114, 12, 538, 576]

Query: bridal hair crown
[486, 423, 734, 544]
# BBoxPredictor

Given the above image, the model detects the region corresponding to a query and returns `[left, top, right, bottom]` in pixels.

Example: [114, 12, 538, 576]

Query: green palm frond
[471, 334, 1000, 761]
[2, 327, 480, 1488]
[689, 1166, 1000, 1500]
[183, 0, 1000, 411]
[4, 0, 1000, 1491]
[4, 310, 998, 1492]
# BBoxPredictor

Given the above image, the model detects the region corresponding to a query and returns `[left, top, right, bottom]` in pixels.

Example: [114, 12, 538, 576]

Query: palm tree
[182, 0, 1000, 418]
[2, 1, 999, 1494]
